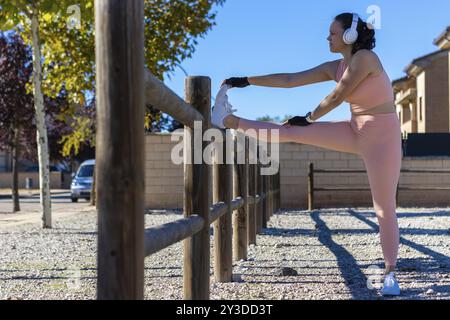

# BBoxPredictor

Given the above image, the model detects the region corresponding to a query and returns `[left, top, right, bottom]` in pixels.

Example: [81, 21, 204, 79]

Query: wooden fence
[307, 162, 450, 210]
[95, 0, 280, 300]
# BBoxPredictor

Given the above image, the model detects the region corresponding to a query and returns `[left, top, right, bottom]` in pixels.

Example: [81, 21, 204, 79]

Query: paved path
[0, 190, 92, 227]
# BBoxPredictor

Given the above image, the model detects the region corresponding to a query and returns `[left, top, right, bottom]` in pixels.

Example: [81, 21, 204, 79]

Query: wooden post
[273, 168, 277, 213]
[277, 164, 281, 210]
[247, 138, 257, 246]
[267, 173, 272, 221]
[276, 164, 279, 212]
[308, 162, 314, 211]
[266, 173, 271, 221]
[269, 173, 273, 218]
[96, 0, 145, 300]
[183, 76, 211, 300]
[262, 166, 268, 229]
[233, 134, 248, 261]
[256, 148, 263, 233]
[267, 147, 273, 220]
[267, 172, 270, 222]
[272, 169, 276, 214]
[213, 129, 233, 282]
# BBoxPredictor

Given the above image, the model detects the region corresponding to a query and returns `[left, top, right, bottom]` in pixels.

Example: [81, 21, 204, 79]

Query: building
[393, 26, 450, 138]
[0, 150, 11, 172]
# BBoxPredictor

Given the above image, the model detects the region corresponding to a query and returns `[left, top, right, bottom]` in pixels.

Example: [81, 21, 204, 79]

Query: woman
[212, 12, 402, 296]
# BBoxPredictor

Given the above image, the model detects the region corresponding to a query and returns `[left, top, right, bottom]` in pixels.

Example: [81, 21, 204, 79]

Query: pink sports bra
[335, 59, 395, 114]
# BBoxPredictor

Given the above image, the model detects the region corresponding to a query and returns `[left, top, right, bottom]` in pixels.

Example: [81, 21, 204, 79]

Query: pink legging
[236, 113, 402, 267]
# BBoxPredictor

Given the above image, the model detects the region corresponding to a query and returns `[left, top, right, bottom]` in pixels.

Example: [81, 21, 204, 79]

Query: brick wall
[0, 172, 63, 189]
[145, 133, 184, 209]
[145, 133, 450, 209]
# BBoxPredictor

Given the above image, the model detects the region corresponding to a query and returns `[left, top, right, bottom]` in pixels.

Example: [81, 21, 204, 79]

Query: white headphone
[343, 13, 360, 45]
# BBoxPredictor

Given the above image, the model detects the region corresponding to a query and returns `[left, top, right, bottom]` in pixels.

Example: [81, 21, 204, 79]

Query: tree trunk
[31, 8, 52, 228]
[12, 125, 20, 213]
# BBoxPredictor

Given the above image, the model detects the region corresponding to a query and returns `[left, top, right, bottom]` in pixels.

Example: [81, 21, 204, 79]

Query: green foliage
[145, 0, 225, 79]
[0, 0, 226, 156]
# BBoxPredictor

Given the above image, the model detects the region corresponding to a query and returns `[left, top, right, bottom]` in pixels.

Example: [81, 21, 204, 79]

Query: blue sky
[163, 0, 450, 122]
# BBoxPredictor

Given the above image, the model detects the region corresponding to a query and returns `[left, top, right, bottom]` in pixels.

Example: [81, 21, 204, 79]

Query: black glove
[287, 114, 313, 127]
[224, 77, 250, 88]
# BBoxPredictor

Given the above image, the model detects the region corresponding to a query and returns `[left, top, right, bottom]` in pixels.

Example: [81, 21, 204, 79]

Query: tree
[0, 0, 64, 227]
[0, 33, 33, 212]
[0, 0, 226, 217]
[1, 0, 226, 155]
[0, 32, 72, 212]
[143, 0, 225, 132]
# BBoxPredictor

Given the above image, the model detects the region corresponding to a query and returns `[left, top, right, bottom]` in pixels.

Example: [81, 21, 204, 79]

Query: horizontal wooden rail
[314, 187, 372, 191]
[144, 68, 204, 129]
[144, 215, 204, 257]
[210, 194, 267, 225]
[210, 202, 228, 224]
[316, 187, 450, 191]
[399, 169, 450, 174]
[314, 169, 366, 174]
[143, 192, 270, 257]
[247, 195, 261, 205]
[231, 197, 245, 211]
[315, 169, 450, 174]
[398, 186, 450, 190]
[309, 162, 450, 210]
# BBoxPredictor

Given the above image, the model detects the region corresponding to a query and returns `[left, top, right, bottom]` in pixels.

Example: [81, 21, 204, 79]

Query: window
[419, 97, 423, 121]
[77, 165, 94, 178]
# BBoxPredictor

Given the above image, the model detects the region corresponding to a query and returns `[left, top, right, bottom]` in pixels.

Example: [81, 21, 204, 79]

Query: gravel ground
[1, 206, 449, 300]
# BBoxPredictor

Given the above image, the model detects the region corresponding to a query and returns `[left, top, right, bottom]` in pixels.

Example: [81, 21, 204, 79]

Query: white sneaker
[211, 84, 238, 129]
[381, 272, 401, 296]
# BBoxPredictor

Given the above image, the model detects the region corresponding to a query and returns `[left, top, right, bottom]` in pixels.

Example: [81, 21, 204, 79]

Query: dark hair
[334, 13, 376, 54]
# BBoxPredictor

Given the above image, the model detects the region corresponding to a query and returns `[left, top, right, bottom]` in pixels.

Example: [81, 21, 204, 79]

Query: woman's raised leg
[233, 116, 361, 155]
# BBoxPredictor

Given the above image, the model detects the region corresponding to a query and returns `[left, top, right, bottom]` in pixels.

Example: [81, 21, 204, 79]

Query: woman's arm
[285, 60, 341, 88]
[309, 51, 376, 121]
[248, 60, 340, 88]
[247, 73, 294, 88]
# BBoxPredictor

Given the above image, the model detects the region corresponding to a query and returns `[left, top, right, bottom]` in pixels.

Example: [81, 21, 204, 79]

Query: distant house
[392, 26, 450, 138]
[0, 150, 11, 172]
[0, 150, 34, 172]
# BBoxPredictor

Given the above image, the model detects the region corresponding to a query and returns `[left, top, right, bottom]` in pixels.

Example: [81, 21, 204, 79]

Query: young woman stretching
[212, 12, 402, 296]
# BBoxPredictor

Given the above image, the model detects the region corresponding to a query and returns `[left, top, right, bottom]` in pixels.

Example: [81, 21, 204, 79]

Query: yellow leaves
[42, 13, 53, 23]
[0, 18, 16, 30]
[60, 115, 94, 157]
[70, 92, 83, 105]
[78, 94, 85, 107]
